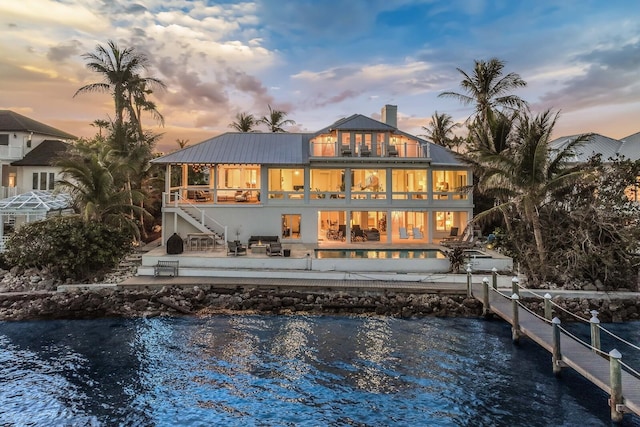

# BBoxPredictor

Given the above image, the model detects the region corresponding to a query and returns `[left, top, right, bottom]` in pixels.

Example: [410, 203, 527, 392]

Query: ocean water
[0, 315, 639, 427]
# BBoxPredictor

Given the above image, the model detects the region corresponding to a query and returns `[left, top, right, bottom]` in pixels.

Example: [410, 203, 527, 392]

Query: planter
[283, 249, 291, 257]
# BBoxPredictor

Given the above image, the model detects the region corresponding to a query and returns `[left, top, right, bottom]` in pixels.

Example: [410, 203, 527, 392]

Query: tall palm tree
[258, 105, 296, 132]
[475, 110, 590, 267]
[229, 112, 257, 132]
[420, 111, 461, 149]
[74, 40, 165, 138]
[439, 58, 527, 126]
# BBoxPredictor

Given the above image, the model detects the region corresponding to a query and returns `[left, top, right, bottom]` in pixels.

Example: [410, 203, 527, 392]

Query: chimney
[381, 104, 397, 128]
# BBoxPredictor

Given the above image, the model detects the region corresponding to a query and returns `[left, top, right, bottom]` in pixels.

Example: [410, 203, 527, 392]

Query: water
[1, 316, 639, 426]
[315, 248, 446, 259]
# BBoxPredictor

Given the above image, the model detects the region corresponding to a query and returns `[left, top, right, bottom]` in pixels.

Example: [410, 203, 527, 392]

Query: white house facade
[153, 105, 473, 248]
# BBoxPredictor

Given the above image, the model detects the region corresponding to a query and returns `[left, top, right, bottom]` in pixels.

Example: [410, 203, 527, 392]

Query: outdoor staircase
[171, 200, 227, 245]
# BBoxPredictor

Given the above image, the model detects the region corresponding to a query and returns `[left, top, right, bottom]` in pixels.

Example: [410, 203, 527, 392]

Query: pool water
[315, 248, 447, 259]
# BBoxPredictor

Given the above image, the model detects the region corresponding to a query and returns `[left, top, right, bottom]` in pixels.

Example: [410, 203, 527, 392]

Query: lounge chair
[227, 241, 247, 256]
[412, 227, 423, 239]
[387, 144, 398, 157]
[266, 242, 283, 256]
[441, 227, 476, 249]
[441, 227, 459, 242]
[399, 227, 409, 239]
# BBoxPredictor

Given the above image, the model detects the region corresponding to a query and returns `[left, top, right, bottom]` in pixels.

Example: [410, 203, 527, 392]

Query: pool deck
[130, 241, 514, 287]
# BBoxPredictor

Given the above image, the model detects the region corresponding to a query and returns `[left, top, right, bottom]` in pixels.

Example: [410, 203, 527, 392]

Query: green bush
[4, 215, 132, 281]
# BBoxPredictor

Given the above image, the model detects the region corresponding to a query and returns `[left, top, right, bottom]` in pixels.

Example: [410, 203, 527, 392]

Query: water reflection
[1, 316, 638, 426]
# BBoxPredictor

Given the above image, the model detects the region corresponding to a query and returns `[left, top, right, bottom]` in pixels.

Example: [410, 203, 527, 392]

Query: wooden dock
[472, 282, 640, 422]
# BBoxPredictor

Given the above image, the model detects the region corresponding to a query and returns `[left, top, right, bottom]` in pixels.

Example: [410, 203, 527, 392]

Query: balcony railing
[309, 141, 426, 158]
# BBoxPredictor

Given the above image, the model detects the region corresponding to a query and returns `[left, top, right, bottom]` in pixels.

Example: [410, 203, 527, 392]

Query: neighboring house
[550, 132, 640, 163]
[0, 110, 75, 197]
[551, 131, 640, 201]
[152, 105, 473, 246]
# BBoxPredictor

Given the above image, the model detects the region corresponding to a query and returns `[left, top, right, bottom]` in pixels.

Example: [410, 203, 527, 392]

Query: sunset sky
[1, 0, 639, 153]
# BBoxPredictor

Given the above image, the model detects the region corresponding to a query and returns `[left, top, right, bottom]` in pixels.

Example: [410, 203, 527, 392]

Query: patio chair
[412, 227, 423, 239]
[267, 242, 283, 256]
[387, 144, 398, 157]
[399, 227, 409, 239]
[227, 241, 247, 256]
[441, 227, 459, 242]
[441, 226, 476, 249]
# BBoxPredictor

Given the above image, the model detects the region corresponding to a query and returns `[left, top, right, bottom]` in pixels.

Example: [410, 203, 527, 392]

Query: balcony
[309, 140, 425, 159]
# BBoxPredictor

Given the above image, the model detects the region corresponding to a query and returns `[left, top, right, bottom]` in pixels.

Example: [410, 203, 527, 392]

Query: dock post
[552, 317, 562, 376]
[511, 293, 520, 343]
[466, 264, 472, 297]
[511, 276, 520, 297]
[609, 349, 624, 423]
[491, 267, 498, 290]
[544, 293, 552, 321]
[482, 277, 491, 317]
[590, 310, 601, 353]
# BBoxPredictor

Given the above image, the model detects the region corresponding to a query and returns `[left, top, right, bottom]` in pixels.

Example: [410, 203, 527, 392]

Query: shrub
[4, 215, 132, 282]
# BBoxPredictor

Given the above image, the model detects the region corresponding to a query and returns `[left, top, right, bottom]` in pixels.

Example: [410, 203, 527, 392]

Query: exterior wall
[18, 166, 60, 193]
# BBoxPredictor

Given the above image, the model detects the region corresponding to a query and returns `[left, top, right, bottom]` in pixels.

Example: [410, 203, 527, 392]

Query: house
[0, 111, 76, 250]
[152, 105, 473, 246]
[0, 110, 75, 197]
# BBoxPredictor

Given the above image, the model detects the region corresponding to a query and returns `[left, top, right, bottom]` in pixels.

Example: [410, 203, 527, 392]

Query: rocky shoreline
[0, 267, 639, 322]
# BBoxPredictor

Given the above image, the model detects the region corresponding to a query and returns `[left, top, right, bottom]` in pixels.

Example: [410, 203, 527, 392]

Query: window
[217, 165, 259, 189]
[433, 170, 468, 200]
[310, 169, 345, 199]
[0, 134, 8, 146]
[392, 170, 426, 199]
[435, 211, 469, 232]
[282, 214, 301, 239]
[33, 172, 54, 190]
[351, 168, 386, 200]
[268, 168, 304, 199]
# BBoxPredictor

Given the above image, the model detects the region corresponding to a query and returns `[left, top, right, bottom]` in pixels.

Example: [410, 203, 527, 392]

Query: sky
[1, 0, 639, 153]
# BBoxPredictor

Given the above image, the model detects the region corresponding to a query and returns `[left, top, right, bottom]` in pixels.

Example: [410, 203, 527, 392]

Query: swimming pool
[315, 249, 447, 259]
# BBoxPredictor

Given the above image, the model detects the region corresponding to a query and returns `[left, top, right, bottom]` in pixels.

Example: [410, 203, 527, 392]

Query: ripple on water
[0, 316, 638, 426]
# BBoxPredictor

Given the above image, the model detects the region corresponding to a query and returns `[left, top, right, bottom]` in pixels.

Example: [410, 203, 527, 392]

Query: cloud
[47, 40, 83, 62]
[536, 41, 640, 112]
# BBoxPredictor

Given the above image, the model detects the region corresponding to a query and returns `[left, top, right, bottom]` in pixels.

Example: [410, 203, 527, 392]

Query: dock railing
[472, 268, 640, 423]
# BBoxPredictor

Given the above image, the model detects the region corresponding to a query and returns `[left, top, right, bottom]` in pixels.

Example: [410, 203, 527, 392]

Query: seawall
[1, 285, 639, 322]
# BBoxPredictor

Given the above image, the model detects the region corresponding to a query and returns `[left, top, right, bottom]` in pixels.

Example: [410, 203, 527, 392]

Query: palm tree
[439, 58, 527, 126]
[229, 112, 257, 132]
[258, 105, 296, 132]
[475, 110, 590, 267]
[90, 119, 110, 139]
[420, 111, 461, 149]
[56, 143, 147, 240]
[176, 138, 190, 149]
[74, 40, 165, 138]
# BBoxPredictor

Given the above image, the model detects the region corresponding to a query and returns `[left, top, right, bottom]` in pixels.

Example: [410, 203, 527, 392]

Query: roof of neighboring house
[0, 110, 76, 140]
[153, 132, 309, 165]
[11, 139, 68, 166]
[550, 133, 623, 163]
[619, 131, 640, 160]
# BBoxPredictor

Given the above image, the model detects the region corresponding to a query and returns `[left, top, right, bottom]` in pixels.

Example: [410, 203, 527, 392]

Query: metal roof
[0, 190, 72, 212]
[0, 110, 77, 140]
[153, 132, 309, 165]
[314, 114, 396, 135]
[550, 133, 623, 163]
[619, 131, 640, 160]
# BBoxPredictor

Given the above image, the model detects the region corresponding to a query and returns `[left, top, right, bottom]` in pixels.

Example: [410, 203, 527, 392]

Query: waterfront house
[152, 105, 473, 247]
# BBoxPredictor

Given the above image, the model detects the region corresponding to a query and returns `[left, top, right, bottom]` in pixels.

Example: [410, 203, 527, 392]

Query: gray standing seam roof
[550, 134, 623, 163]
[152, 132, 309, 165]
